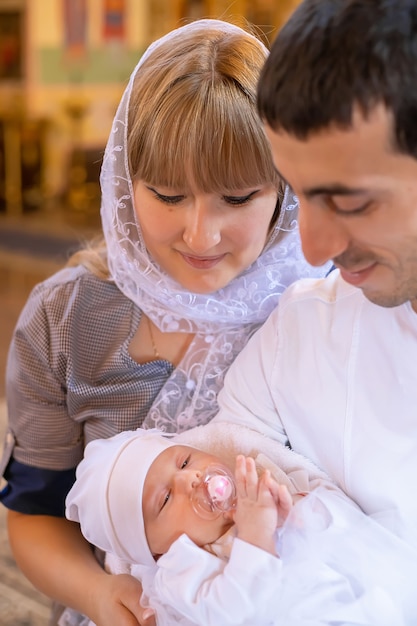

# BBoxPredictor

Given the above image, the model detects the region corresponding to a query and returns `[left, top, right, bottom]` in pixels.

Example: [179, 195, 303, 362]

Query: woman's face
[133, 180, 278, 293]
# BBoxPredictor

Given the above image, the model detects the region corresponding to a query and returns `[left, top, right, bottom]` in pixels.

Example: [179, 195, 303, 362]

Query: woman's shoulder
[38, 264, 112, 293]
[19, 265, 136, 330]
[32, 265, 128, 308]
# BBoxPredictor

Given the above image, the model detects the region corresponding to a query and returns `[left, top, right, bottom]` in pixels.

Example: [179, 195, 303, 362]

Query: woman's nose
[182, 200, 221, 252]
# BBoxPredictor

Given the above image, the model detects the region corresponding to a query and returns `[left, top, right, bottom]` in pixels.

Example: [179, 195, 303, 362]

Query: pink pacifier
[191, 464, 237, 519]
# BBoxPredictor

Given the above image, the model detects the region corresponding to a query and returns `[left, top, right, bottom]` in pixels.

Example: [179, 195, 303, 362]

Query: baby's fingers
[257, 469, 277, 503]
[278, 484, 293, 514]
[235, 455, 258, 498]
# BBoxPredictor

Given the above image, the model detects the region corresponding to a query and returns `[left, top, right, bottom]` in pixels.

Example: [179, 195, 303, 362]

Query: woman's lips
[180, 253, 226, 270]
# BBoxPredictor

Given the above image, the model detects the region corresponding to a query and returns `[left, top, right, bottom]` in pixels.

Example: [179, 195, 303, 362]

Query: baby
[66, 423, 416, 626]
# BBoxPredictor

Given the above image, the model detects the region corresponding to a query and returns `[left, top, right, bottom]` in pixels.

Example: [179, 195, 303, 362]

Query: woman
[0, 19, 328, 626]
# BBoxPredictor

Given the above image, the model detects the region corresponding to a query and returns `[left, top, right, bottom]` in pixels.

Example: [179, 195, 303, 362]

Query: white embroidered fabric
[100, 19, 331, 433]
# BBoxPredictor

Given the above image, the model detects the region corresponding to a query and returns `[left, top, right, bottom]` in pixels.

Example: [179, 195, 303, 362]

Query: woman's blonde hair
[68, 21, 279, 278]
[128, 22, 278, 193]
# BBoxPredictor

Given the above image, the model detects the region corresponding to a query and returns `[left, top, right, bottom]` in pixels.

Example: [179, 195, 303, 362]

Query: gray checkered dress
[3, 264, 174, 475]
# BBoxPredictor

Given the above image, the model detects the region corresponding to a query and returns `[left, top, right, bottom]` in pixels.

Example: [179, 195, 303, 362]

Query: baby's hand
[266, 477, 293, 525]
[233, 455, 279, 555]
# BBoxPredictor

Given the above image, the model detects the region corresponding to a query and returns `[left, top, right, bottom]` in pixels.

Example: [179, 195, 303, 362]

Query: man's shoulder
[264, 270, 363, 333]
[281, 269, 359, 308]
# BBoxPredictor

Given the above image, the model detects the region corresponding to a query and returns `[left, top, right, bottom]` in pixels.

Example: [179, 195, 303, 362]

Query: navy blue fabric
[0, 458, 76, 517]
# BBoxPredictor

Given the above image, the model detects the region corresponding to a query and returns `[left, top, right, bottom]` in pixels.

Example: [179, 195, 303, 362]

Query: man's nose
[298, 200, 349, 266]
[182, 200, 221, 253]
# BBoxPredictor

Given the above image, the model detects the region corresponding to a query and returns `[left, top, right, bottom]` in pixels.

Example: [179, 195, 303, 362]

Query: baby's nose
[174, 469, 201, 493]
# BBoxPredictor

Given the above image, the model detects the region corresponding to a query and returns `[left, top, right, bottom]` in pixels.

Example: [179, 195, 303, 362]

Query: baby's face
[142, 445, 234, 558]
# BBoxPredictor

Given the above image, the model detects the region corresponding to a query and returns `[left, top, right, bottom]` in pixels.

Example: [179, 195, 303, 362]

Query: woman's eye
[157, 193, 184, 205]
[223, 192, 257, 206]
[147, 186, 184, 205]
[155, 192, 184, 205]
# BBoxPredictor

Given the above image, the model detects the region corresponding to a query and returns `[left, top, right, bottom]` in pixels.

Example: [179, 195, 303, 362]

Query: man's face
[265, 105, 417, 312]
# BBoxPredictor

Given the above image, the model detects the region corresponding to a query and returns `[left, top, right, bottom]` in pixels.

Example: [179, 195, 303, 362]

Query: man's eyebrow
[272, 167, 366, 199]
[272, 165, 368, 200]
[304, 184, 367, 199]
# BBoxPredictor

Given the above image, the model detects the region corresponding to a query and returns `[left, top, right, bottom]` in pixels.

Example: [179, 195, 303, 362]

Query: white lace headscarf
[100, 19, 330, 433]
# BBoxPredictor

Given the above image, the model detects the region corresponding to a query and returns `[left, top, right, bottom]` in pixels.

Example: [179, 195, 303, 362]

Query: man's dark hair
[257, 0, 417, 157]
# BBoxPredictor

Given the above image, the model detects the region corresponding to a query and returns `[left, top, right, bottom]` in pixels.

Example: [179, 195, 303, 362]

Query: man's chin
[360, 286, 408, 309]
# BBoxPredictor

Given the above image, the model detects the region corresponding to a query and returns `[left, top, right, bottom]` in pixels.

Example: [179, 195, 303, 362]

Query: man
[214, 0, 417, 550]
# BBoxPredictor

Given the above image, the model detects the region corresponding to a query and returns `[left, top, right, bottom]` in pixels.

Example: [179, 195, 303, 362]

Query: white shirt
[214, 270, 417, 543]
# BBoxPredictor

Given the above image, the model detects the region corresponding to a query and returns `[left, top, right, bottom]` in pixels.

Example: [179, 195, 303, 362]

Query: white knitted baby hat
[65, 428, 176, 567]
